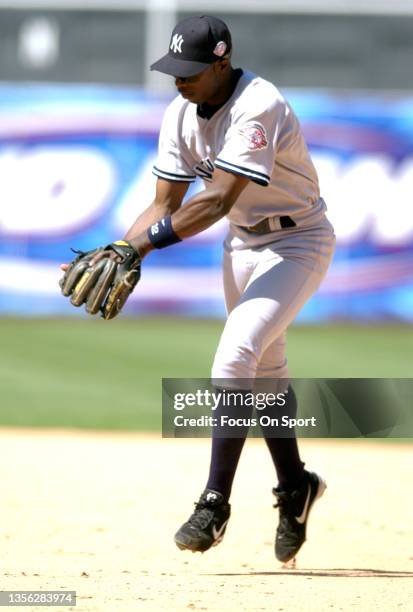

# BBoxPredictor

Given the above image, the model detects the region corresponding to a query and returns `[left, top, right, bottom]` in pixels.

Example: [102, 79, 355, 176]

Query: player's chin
[179, 90, 199, 103]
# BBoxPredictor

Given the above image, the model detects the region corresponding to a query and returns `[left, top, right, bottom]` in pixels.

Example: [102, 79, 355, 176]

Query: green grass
[0, 318, 411, 430]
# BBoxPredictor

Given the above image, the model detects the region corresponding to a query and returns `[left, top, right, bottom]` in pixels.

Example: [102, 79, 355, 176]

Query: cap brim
[150, 54, 212, 78]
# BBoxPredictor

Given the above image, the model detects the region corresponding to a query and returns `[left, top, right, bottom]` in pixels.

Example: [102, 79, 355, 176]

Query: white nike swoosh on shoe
[212, 519, 229, 541]
[295, 483, 312, 524]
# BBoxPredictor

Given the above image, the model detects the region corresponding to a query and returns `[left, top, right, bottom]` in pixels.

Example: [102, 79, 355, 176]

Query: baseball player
[60, 15, 335, 564]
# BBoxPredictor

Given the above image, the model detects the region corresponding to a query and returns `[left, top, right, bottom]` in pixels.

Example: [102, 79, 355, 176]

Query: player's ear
[216, 57, 230, 73]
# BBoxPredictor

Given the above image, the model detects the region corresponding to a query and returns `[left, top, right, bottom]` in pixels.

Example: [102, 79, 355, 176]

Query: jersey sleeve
[153, 99, 196, 183]
[215, 95, 284, 187]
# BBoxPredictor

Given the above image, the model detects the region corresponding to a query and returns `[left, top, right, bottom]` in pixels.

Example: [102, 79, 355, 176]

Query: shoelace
[272, 489, 301, 514]
[188, 502, 215, 530]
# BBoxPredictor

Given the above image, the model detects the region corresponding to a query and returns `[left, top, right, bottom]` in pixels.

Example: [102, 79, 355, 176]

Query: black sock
[259, 385, 305, 490]
[206, 389, 253, 501]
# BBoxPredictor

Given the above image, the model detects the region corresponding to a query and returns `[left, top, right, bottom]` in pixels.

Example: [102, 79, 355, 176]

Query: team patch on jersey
[239, 122, 268, 151]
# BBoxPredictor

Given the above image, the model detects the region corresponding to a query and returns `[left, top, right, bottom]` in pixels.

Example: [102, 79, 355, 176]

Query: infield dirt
[0, 430, 412, 611]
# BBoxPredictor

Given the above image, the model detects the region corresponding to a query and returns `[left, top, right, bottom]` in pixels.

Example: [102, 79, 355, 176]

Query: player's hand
[59, 241, 141, 320]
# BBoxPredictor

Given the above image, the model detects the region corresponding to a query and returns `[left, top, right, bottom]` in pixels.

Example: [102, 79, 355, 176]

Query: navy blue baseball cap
[150, 15, 232, 78]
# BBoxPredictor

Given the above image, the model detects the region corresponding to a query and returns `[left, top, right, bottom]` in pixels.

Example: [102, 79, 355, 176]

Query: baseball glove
[59, 240, 141, 320]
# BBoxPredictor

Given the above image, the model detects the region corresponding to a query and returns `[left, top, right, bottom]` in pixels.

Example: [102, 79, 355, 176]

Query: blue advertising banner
[0, 85, 412, 320]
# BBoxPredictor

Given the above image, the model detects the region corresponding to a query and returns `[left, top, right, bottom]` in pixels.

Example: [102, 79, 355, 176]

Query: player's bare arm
[124, 177, 189, 241]
[127, 169, 249, 258]
[58, 167, 247, 319]
[60, 178, 188, 272]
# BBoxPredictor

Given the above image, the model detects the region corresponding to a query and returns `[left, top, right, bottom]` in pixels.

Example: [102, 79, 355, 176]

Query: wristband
[147, 216, 182, 249]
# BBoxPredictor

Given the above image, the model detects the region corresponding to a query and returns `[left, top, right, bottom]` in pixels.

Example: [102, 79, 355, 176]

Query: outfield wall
[0, 85, 412, 321]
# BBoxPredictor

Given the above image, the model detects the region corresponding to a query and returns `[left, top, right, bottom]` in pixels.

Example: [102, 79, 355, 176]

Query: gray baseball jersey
[153, 70, 326, 232]
[152, 67, 335, 383]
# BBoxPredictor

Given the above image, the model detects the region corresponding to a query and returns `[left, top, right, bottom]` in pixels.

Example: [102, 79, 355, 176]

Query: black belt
[244, 215, 297, 234]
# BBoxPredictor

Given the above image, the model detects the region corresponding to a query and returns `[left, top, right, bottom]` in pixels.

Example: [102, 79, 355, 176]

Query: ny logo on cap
[170, 33, 184, 54]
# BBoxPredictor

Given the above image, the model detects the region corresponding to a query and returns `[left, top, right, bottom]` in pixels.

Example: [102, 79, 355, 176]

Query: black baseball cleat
[174, 489, 231, 553]
[273, 470, 326, 563]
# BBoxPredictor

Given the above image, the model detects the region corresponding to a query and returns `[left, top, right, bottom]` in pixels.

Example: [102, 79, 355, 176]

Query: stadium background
[0, 4, 412, 612]
[1, 1, 412, 428]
